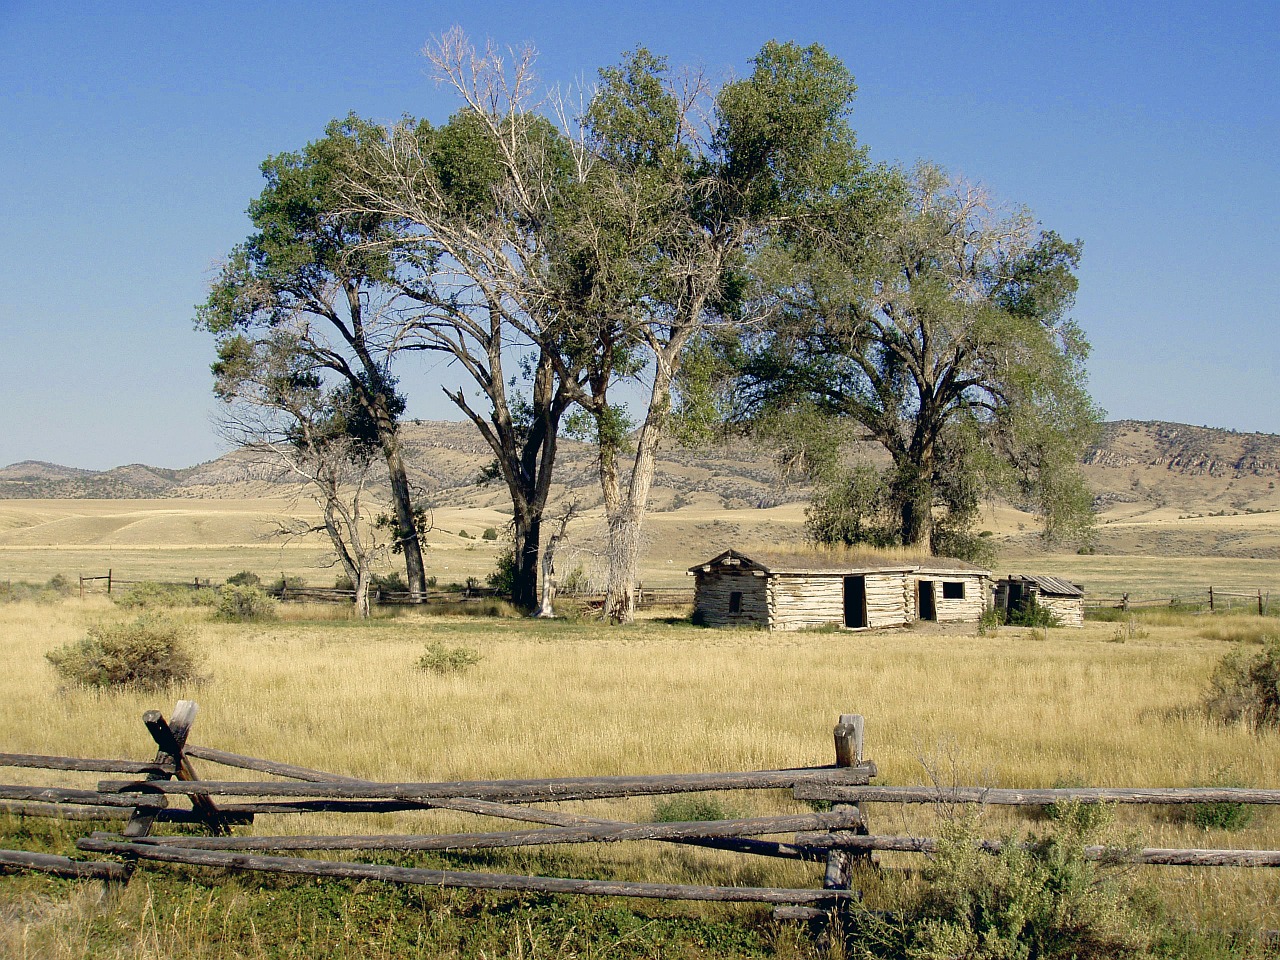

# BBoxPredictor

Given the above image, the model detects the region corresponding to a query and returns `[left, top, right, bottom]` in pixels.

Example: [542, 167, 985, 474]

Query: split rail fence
[3, 705, 1280, 920]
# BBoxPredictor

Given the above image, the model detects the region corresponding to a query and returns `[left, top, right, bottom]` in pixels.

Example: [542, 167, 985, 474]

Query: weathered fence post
[1260, 591, 1266, 617]
[1122, 593, 1129, 612]
[106, 569, 112, 596]
[824, 714, 870, 891]
[1209, 586, 1214, 611]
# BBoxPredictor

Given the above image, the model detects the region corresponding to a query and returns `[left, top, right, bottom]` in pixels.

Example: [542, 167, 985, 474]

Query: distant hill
[4, 420, 1280, 520]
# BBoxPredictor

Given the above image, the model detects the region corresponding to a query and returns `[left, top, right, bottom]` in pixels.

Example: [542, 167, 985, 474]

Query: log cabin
[690, 549, 992, 631]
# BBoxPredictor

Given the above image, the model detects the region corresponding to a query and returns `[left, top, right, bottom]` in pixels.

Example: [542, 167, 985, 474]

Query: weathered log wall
[768, 573, 909, 631]
[1039, 594, 1085, 628]
[693, 570, 769, 627]
[929, 575, 990, 623]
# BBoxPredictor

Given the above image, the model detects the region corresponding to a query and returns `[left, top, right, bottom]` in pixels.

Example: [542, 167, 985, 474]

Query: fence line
[4, 702, 1280, 932]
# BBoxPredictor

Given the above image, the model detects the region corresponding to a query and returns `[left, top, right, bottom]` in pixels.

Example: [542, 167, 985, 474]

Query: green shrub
[416, 641, 482, 675]
[457, 529, 470, 539]
[1007, 602, 1060, 628]
[486, 549, 517, 596]
[0, 577, 74, 604]
[215, 584, 277, 622]
[114, 581, 216, 609]
[1203, 637, 1280, 730]
[651, 796, 737, 823]
[1188, 801, 1253, 832]
[848, 806, 1153, 960]
[46, 615, 201, 689]
[267, 574, 306, 594]
[372, 571, 408, 594]
[225, 570, 262, 587]
[481, 527, 499, 540]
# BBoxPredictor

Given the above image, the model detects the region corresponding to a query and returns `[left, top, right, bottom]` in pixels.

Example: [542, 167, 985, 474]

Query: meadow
[1, 590, 1278, 958]
[2, 496, 1280, 957]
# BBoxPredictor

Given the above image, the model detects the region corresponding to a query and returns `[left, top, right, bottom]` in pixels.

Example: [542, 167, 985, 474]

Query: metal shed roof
[1007, 574, 1084, 597]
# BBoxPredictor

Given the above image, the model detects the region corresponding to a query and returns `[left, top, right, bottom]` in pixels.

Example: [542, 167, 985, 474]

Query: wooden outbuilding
[994, 575, 1085, 628]
[912, 560, 994, 624]
[689, 549, 992, 632]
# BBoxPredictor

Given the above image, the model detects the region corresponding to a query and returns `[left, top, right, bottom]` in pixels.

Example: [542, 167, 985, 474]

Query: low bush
[848, 805, 1154, 959]
[1203, 637, 1280, 730]
[481, 527, 499, 540]
[371, 571, 408, 594]
[225, 570, 262, 587]
[113, 581, 216, 609]
[0, 576, 74, 604]
[416, 641, 482, 675]
[1006, 603, 1060, 628]
[45, 615, 201, 689]
[214, 584, 277, 622]
[651, 796, 738, 823]
[267, 574, 306, 594]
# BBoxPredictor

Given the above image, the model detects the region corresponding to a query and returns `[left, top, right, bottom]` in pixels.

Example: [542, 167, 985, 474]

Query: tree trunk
[536, 533, 562, 618]
[384, 444, 427, 601]
[353, 566, 372, 620]
[511, 511, 541, 612]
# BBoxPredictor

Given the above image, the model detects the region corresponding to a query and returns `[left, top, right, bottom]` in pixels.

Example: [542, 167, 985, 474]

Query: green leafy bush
[225, 570, 262, 587]
[486, 550, 517, 596]
[651, 796, 737, 823]
[267, 574, 306, 594]
[416, 641, 481, 675]
[46, 615, 201, 689]
[113, 581, 217, 609]
[1203, 637, 1280, 730]
[481, 527, 499, 540]
[1007, 602, 1060, 628]
[1, 576, 75, 604]
[371, 571, 408, 594]
[215, 584, 277, 622]
[1188, 801, 1253, 832]
[849, 805, 1153, 960]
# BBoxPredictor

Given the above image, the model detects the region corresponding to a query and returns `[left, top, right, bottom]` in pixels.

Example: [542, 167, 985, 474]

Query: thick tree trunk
[511, 511, 541, 612]
[352, 566, 372, 619]
[383, 445, 427, 601]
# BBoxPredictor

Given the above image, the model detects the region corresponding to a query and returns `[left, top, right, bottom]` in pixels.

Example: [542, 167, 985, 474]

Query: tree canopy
[738, 164, 1100, 558]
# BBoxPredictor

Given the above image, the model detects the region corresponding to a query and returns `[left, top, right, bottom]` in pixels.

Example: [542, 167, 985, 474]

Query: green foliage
[458, 529, 470, 539]
[225, 570, 262, 587]
[1007, 603, 1061, 629]
[1189, 801, 1254, 833]
[486, 549, 518, 597]
[481, 527, 498, 541]
[214, 584, 277, 623]
[267, 574, 306, 594]
[1203, 638, 1280, 730]
[0, 576, 74, 604]
[651, 796, 738, 823]
[372, 571, 408, 594]
[113, 581, 217, 609]
[849, 806, 1154, 960]
[415, 641, 482, 675]
[45, 615, 201, 690]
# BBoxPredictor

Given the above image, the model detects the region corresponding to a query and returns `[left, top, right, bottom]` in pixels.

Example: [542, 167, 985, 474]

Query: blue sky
[1, 0, 1276, 470]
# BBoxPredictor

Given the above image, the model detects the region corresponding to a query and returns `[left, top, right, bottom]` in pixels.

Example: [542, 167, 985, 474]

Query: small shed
[912, 560, 994, 624]
[995, 575, 1085, 628]
[689, 549, 992, 632]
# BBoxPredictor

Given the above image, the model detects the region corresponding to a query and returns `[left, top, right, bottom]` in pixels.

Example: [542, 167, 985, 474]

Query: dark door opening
[918, 580, 937, 621]
[843, 576, 867, 628]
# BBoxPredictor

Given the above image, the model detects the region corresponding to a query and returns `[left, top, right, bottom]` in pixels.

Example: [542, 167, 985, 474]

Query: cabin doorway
[843, 576, 867, 628]
[918, 580, 937, 621]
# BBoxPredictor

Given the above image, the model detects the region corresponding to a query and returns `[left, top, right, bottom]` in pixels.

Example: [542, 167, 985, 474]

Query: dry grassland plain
[2, 497, 1280, 954]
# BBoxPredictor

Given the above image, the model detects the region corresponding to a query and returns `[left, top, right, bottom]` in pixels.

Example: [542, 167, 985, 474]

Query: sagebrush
[45, 615, 201, 689]
[1203, 637, 1280, 730]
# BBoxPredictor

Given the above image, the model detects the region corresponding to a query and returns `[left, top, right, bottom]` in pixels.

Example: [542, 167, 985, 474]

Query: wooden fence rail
[4, 704, 1280, 927]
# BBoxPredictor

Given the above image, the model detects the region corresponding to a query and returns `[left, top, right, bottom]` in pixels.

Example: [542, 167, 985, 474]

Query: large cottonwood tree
[739, 165, 1100, 556]
[198, 117, 430, 599]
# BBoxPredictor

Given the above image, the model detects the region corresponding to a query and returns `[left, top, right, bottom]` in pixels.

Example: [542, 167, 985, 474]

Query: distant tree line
[199, 28, 1099, 621]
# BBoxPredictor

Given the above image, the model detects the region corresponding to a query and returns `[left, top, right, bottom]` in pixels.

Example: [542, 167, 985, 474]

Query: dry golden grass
[1, 598, 1278, 931]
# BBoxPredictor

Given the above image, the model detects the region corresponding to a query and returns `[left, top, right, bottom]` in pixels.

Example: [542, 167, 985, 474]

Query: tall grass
[1, 598, 1278, 953]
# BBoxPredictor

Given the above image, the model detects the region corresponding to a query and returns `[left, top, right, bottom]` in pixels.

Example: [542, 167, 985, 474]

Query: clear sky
[1, 0, 1276, 470]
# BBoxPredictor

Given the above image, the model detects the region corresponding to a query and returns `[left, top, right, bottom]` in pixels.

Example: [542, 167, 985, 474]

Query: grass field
[3, 497, 1280, 956]
[1, 592, 1278, 957]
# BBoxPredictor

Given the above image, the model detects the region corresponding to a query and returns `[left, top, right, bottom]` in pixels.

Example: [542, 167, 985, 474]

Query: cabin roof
[1003, 574, 1084, 597]
[689, 548, 991, 578]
